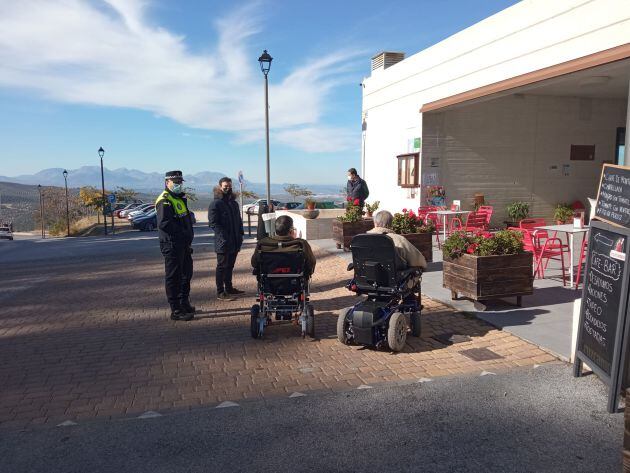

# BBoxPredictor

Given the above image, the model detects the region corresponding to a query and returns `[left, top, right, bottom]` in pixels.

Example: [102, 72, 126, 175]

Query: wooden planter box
[443, 251, 533, 308]
[401, 232, 433, 263]
[332, 218, 374, 250]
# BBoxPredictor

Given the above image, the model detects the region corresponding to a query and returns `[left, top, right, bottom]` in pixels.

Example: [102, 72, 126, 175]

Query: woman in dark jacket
[208, 177, 245, 300]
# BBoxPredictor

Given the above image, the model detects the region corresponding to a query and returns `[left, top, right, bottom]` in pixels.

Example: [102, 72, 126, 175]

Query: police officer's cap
[165, 170, 185, 181]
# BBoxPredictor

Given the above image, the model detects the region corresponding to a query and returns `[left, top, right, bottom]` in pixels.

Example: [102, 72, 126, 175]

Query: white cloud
[0, 0, 362, 152]
[274, 126, 360, 153]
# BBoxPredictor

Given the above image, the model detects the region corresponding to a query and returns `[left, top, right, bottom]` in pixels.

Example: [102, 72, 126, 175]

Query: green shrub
[506, 201, 530, 222]
[442, 230, 524, 259]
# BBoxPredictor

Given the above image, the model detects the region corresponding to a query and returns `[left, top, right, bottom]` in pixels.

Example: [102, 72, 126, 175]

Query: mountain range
[0, 167, 342, 195]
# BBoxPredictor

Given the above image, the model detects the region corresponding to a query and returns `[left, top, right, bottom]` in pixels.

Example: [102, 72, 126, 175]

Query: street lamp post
[258, 49, 273, 212]
[63, 169, 70, 237]
[37, 184, 44, 239]
[98, 147, 107, 235]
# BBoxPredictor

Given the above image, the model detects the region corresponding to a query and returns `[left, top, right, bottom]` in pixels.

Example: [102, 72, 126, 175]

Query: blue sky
[0, 0, 518, 184]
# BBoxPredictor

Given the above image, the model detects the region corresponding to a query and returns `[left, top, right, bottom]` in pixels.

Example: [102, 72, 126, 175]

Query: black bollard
[257, 203, 269, 240]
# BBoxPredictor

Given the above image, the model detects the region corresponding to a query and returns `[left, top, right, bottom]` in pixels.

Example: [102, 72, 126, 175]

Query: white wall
[422, 94, 627, 223]
[362, 0, 630, 217]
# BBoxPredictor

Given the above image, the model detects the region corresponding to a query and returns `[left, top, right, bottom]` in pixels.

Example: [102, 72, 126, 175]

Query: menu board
[595, 164, 630, 228]
[574, 220, 630, 412]
[578, 227, 627, 375]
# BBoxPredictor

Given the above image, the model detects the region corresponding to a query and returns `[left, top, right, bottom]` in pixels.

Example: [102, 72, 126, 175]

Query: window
[397, 153, 419, 188]
[616, 127, 626, 166]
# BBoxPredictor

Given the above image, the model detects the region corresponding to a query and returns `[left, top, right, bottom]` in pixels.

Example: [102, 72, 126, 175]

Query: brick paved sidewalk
[0, 241, 556, 431]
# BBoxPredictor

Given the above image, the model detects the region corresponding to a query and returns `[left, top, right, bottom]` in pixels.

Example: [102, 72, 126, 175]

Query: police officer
[156, 170, 195, 321]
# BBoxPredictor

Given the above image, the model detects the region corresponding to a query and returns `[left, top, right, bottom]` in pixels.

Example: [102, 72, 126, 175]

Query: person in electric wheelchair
[250, 215, 317, 339]
[337, 210, 427, 352]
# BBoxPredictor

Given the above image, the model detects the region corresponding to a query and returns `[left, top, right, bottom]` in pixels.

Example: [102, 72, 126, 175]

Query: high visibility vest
[155, 191, 189, 218]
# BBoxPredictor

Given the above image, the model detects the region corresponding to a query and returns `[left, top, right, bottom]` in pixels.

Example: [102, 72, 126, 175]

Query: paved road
[0, 363, 622, 473]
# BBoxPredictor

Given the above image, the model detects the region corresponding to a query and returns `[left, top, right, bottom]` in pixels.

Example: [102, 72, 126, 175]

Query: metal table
[535, 224, 589, 288]
[429, 210, 471, 242]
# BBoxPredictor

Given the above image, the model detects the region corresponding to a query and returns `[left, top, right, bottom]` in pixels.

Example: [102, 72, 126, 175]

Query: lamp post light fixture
[98, 146, 107, 235]
[63, 169, 70, 237]
[258, 49, 273, 212]
[37, 184, 44, 239]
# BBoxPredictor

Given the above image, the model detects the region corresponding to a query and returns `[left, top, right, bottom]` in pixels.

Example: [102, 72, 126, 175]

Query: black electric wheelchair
[250, 246, 315, 339]
[337, 233, 423, 352]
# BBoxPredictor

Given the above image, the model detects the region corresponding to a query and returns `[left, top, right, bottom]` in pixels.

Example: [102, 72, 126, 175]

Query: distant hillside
[0, 166, 343, 196]
[0, 181, 42, 231]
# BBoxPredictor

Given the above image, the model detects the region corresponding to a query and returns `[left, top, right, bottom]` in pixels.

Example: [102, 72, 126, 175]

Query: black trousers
[216, 252, 238, 293]
[161, 242, 193, 311]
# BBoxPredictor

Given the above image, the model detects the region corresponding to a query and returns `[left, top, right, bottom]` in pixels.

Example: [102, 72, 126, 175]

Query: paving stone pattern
[0, 241, 556, 431]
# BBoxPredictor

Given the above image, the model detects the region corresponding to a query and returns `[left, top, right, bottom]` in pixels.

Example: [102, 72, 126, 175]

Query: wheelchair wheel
[337, 307, 352, 344]
[250, 305, 261, 339]
[305, 303, 315, 338]
[387, 311, 407, 352]
[411, 311, 421, 338]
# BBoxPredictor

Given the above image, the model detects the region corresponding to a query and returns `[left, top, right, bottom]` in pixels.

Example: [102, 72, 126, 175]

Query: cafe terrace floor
[313, 235, 586, 361]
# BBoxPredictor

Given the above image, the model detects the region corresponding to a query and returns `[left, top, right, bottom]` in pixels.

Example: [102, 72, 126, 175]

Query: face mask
[171, 183, 183, 194]
[222, 188, 232, 195]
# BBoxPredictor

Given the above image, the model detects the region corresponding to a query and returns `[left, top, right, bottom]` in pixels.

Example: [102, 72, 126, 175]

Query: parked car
[0, 224, 13, 240]
[243, 199, 282, 214]
[282, 202, 302, 210]
[132, 210, 195, 231]
[127, 204, 154, 220]
[132, 209, 157, 231]
[119, 203, 146, 218]
[116, 202, 144, 218]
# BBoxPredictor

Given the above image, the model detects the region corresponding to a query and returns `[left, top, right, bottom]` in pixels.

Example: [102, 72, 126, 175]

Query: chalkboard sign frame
[574, 219, 630, 413]
[594, 163, 630, 229]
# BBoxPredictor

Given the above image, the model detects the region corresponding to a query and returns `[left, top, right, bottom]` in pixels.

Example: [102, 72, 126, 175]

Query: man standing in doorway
[346, 167, 369, 208]
[209, 177, 245, 300]
[156, 170, 195, 321]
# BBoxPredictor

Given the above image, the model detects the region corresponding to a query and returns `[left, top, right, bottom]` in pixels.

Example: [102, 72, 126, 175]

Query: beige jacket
[367, 227, 427, 269]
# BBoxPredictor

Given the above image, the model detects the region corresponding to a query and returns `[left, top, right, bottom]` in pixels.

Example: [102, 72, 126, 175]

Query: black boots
[170, 309, 193, 321]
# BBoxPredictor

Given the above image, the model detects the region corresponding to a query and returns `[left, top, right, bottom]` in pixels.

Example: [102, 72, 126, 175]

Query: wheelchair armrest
[399, 267, 423, 279]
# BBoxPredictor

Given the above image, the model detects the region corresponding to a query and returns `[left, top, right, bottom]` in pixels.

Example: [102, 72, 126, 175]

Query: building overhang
[420, 43, 630, 114]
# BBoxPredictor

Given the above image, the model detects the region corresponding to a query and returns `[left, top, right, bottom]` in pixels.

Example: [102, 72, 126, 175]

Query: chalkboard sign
[574, 219, 630, 412]
[595, 164, 630, 228]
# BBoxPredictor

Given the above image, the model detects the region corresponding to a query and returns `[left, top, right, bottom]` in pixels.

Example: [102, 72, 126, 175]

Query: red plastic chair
[421, 206, 447, 248]
[453, 211, 489, 234]
[510, 227, 568, 284]
[477, 206, 493, 226]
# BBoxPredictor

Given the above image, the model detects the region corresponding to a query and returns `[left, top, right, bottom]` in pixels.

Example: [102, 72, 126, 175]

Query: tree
[183, 186, 197, 202]
[115, 187, 138, 203]
[34, 186, 92, 236]
[284, 184, 313, 202]
[241, 190, 258, 200]
[79, 186, 110, 223]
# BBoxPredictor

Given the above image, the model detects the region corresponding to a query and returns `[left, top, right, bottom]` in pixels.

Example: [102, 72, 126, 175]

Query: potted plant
[392, 209, 435, 262]
[304, 197, 316, 211]
[365, 201, 380, 218]
[302, 197, 319, 219]
[553, 204, 574, 224]
[505, 201, 530, 227]
[442, 230, 533, 309]
[332, 198, 374, 250]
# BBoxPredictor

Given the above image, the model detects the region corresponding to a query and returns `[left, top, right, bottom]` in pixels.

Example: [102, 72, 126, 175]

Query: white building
[362, 0, 630, 224]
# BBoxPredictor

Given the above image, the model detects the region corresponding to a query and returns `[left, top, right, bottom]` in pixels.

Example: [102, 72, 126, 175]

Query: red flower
[402, 208, 407, 213]
[353, 198, 360, 206]
[482, 232, 493, 239]
[466, 243, 478, 254]
[408, 210, 415, 217]
[346, 197, 351, 202]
